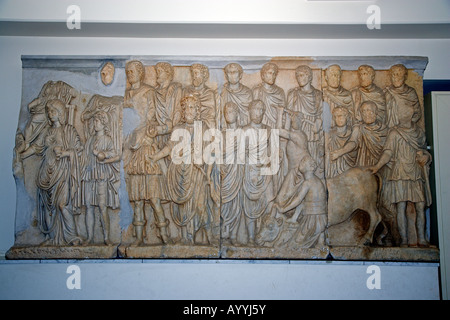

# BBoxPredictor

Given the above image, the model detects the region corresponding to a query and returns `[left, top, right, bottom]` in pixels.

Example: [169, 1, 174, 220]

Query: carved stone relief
[7, 56, 438, 261]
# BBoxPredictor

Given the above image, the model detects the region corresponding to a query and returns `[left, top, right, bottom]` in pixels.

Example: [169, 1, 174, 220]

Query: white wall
[1, 36, 449, 255]
[2, 0, 450, 24]
[0, 260, 440, 300]
[0, 33, 449, 301]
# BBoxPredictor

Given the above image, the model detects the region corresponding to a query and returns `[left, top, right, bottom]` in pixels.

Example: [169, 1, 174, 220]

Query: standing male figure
[242, 100, 276, 246]
[287, 65, 324, 179]
[351, 65, 386, 125]
[221, 63, 253, 128]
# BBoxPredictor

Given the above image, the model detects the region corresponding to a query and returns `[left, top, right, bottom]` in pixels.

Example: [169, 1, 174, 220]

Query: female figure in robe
[35, 99, 83, 246]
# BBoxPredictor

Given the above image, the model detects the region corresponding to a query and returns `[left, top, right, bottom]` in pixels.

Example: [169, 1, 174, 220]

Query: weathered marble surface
[7, 56, 438, 261]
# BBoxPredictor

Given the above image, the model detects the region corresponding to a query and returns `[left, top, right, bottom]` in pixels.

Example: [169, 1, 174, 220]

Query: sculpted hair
[94, 110, 111, 135]
[126, 60, 145, 81]
[46, 99, 67, 125]
[249, 99, 266, 111]
[360, 100, 378, 114]
[190, 63, 210, 81]
[390, 64, 408, 80]
[224, 63, 243, 76]
[295, 65, 313, 82]
[332, 106, 349, 117]
[326, 64, 342, 76]
[358, 64, 376, 79]
[180, 95, 201, 122]
[261, 63, 279, 76]
[224, 101, 238, 113]
[156, 62, 175, 80]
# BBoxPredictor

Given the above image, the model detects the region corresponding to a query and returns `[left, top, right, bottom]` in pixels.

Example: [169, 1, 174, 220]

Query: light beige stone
[8, 56, 436, 261]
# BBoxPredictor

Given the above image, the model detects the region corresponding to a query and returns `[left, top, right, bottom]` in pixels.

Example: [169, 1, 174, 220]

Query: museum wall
[1, 36, 450, 256]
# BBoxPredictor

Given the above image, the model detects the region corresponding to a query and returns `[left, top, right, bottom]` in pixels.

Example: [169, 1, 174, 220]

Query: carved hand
[148, 126, 158, 138]
[416, 150, 430, 167]
[330, 150, 341, 161]
[96, 151, 106, 162]
[367, 166, 379, 175]
[54, 147, 70, 160]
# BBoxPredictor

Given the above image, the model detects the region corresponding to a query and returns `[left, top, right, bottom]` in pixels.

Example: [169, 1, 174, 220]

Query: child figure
[82, 110, 120, 245]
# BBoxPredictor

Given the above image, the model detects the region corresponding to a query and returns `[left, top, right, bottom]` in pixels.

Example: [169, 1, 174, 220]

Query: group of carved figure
[13, 60, 432, 251]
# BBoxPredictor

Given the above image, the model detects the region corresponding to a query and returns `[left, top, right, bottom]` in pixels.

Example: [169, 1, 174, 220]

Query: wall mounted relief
[6, 55, 439, 261]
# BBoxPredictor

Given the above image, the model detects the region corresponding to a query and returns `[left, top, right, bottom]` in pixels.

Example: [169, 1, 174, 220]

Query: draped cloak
[166, 124, 210, 230]
[220, 127, 244, 235]
[81, 133, 120, 209]
[220, 83, 253, 128]
[36, 124, 82, 245]
[184, 85, 217, 129]
[252, 83, 286, 129]
[382, 125, 430, 205]
[154, 82, 183, 148]
[349, 121, 387, 167]
[385, 84, 421, 129]
[287, 86, 324, 177]
[242, 124, 275, 220]
[351, 84, 387, 125]
[325, 126, 355, 178]
[323, 86, 355, 126]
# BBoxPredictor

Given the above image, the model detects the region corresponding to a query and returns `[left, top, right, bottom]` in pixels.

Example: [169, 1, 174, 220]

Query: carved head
[261, 63, 278, 86]
[224, 101, 238, 125]
[224, 63, 243, 85]
[46, 99, 66, 126]
[100, 62, 115, 86]
[299, 155, 317, 174]
[295, 65, 313, 87]
[255, 215, 284, 246]
[180, 95, 201, 124]
[357, 65, 376, 88]
[360, 101, 378, 125]
[125, 60, 145, 85]
[325, 64, 342, 89]
[93, 110, 110, 133]
[389, 64, 408, 88]
[332, 106, 350, 128]
[156, 62, 174, 85]
[190, 64, 209, 87]
[248, 100, 265, 125]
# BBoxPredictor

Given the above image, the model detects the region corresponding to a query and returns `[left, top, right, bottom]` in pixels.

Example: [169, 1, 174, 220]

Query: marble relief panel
[7, 56, 438, 261]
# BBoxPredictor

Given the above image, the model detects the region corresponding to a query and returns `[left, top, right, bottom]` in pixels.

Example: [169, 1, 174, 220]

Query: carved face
[249, 102, 264, 124]
[261, 67, 277, 86]
[156, 66, 170, 85]
[390, 67, 407, 88]
[326, 67, 341, 88]
[184, 100, 197, 124]
[47, 105, 60, 124]
[224, 104, 238, 124]
[296, 71, 310, 87]
[101, 62, 114, 86]
[334, 113, 348, 127]
[225, 65, 241, 85]
[299, 156, 317, 174]
[94, 116, 105, 132]
[358, 68, 374, 87]
[191, 68, 205, 87]
[361, 104, 377, 125]
[126, 63, 141, 85]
